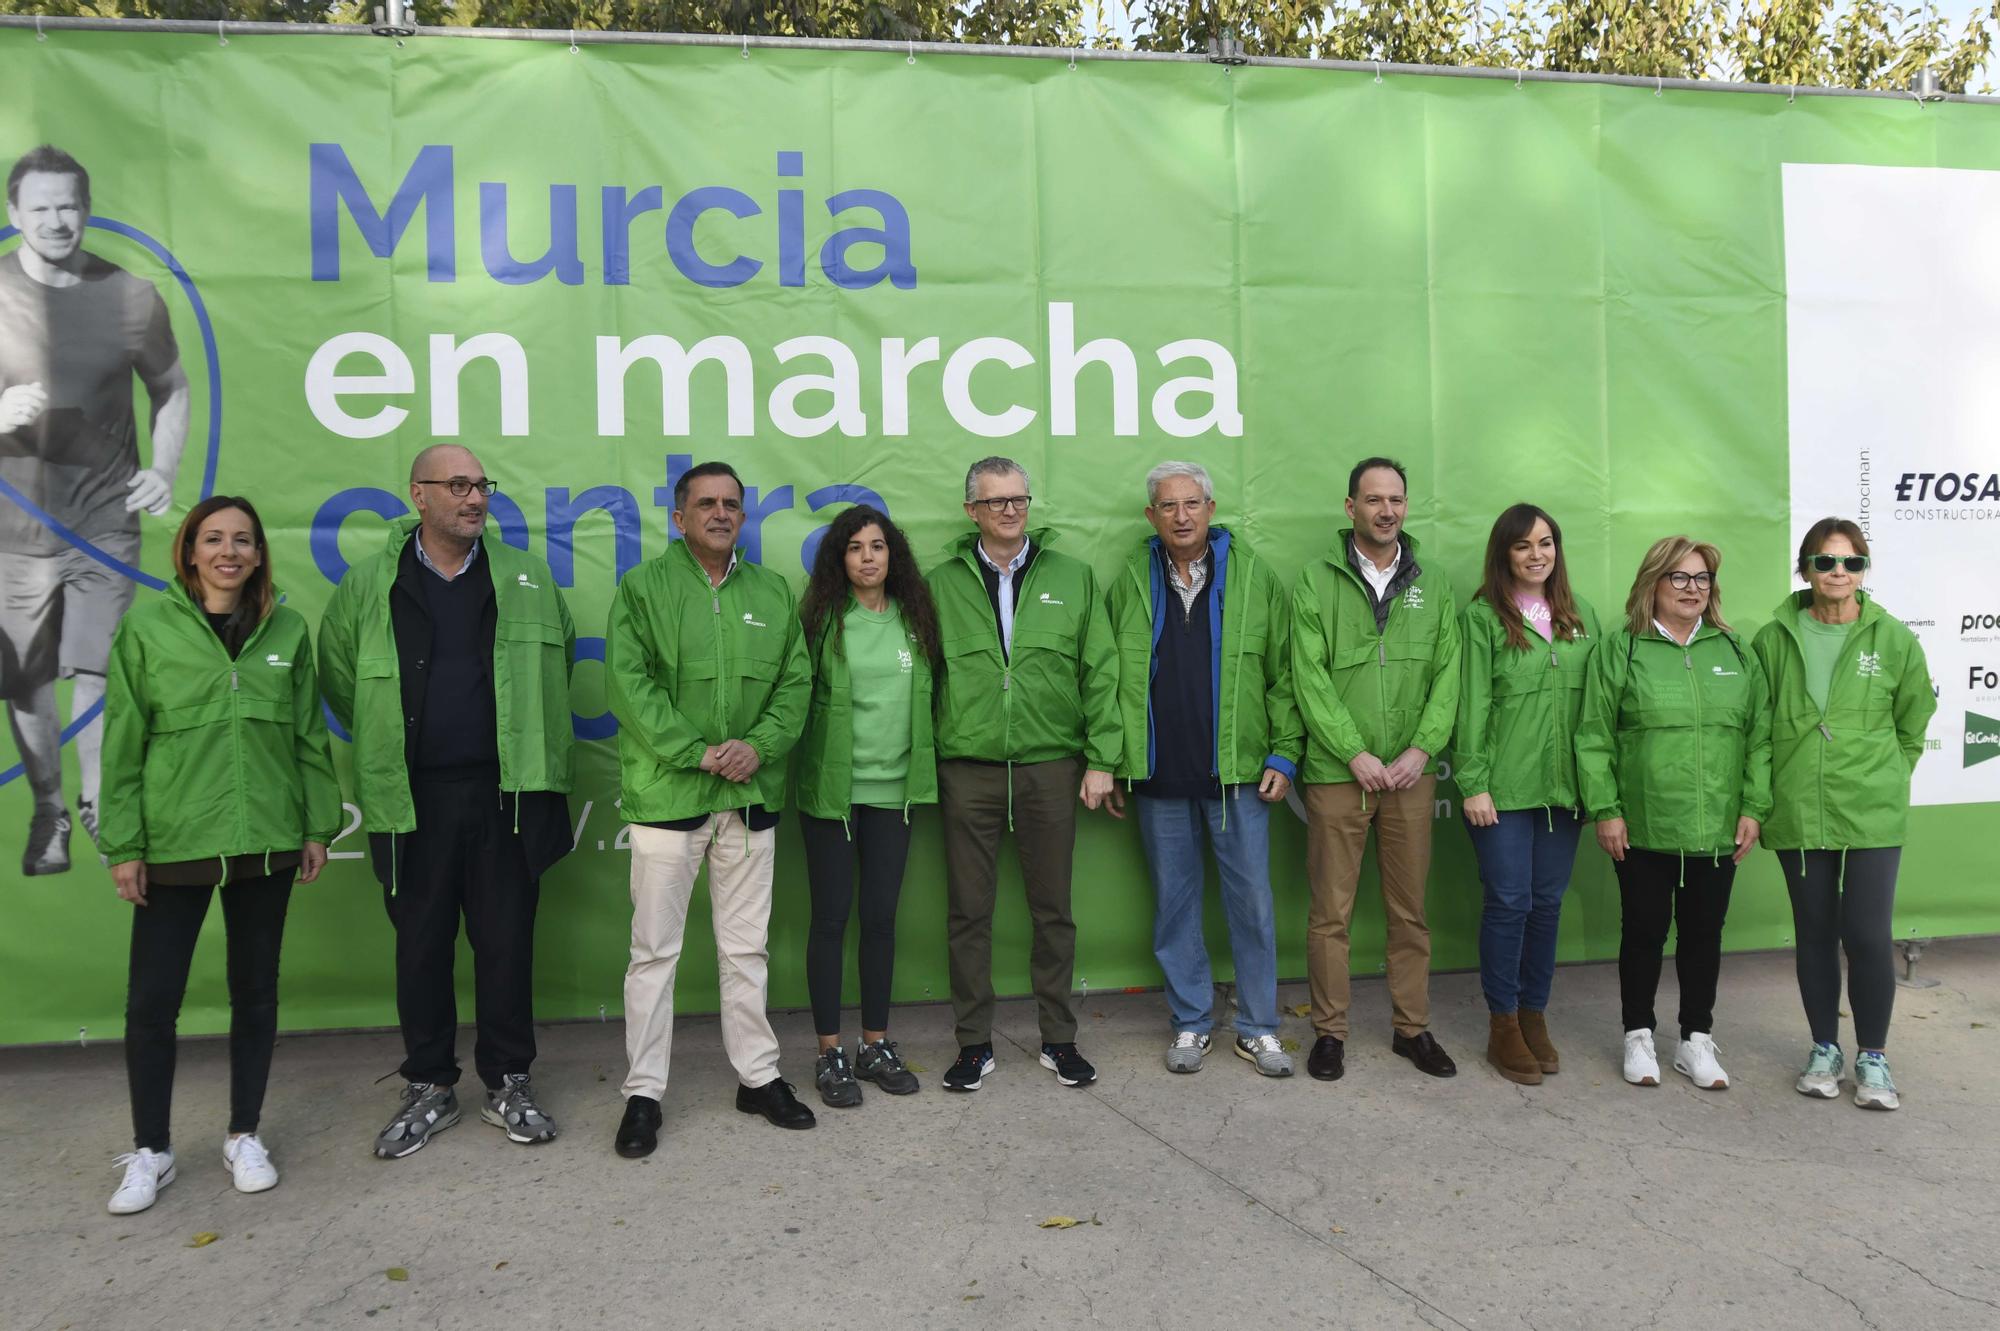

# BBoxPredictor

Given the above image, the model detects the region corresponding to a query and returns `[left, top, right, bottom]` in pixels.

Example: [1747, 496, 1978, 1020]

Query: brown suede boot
[1518, 1009, 1560, 1074]
[1487, 1012, 1542, 1085]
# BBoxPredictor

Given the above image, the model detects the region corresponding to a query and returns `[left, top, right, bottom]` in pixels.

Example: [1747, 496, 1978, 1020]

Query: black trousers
[1615, 848, 1735, 1040]
[800, 808, 914, 1036]
[1778, 847, 1902, 1051]
[387, 777, 540, 1090]
[125, 872, 295, 1151]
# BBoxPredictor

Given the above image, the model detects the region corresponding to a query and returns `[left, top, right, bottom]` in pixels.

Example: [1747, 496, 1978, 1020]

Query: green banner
[3, 29, 1996, 1046]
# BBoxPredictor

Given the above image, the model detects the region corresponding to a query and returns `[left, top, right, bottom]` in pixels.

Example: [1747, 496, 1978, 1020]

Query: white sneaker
[223, 1133, 279, 1194]
[1622, 1030, 1660, 1086]
[108, 1148, 176, 1215]
[1675, 1032, 1730, 1089]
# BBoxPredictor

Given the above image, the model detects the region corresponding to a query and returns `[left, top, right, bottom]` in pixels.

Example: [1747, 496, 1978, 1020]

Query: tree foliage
[3, 0, 1993, 92]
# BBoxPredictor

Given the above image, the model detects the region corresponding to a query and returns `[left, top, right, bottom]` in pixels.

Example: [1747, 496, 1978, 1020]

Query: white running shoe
[223, 1133, 279, 1194]
[1622, 1029, 1660, 1086]
[1675, 1032, 1730, 1089]
[108, 1148, 176, 1215]
[1795, 1043, 1843, 1099]
[1853, 1052, 1901, 1111]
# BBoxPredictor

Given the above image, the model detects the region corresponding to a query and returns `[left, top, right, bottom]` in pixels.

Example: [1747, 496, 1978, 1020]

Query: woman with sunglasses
[1751, 520, 1935, 1110]
[98, 496, 339, 1213]
[1455, 504, 1600, 1086]
[794, 504, 943, 1107]
[1576, 536, 1771, 1091]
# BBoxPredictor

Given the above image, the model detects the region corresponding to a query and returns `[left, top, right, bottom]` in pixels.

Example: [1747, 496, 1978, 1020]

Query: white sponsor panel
[1783, 163, 2000, 806]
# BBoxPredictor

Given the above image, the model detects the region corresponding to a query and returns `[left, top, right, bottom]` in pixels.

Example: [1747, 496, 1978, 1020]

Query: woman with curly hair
[794, 504, 943, 1108]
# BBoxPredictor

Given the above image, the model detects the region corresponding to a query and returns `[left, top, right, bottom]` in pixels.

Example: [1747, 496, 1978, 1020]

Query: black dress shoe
[1306, 1034, 1346, 1081]
[1392, 1031, 1458, 1078]
[735, 1078, 817, 1130]
[614, 1095, 662, 1159]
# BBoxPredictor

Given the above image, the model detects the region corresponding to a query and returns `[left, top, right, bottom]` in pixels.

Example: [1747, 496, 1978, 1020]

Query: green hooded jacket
[1104, 528, 1303, 786]
[319, 521, 576, 835]
[1575, 622, 1775, 855]
[100, 583, 341, 868]
[927, 529, 1121, 769]
[1751, 591, 1935, 850]
[793, 595, 939, 819]
[606, 540, 811, 822]
[1290, 530, 1461, 785]
[1453, 594, 1602, 811]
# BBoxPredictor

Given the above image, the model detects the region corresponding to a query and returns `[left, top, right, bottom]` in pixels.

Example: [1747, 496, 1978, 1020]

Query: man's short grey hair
[964, 456, 1030, 504]
[1145, 461, 1214, 505]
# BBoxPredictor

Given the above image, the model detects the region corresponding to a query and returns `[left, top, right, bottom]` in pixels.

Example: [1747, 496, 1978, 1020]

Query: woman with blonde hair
[98, 496, 339, 1214]
[1575, 536, 1771, 1092]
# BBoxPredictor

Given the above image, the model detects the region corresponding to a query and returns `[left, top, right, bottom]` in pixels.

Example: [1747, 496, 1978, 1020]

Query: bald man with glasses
[320, 444, 578, 1159]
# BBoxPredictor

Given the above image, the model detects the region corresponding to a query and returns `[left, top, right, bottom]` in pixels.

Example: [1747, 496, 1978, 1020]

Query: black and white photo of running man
[0, 144, 189, 875]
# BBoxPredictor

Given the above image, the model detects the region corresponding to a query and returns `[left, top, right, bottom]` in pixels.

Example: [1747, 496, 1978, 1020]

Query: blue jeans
[1465, 807, 1583, 1014]
[1135, 788, 1280, 1039]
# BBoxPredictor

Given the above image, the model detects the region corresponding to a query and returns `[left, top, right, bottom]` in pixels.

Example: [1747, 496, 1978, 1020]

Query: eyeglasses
[1809, 554, 1870, 574]
[975, 495, 1031, 514]
[1665, 571, 1714, 591]
[415, 478, 497, 497]
[1150, 499, 1212, 517]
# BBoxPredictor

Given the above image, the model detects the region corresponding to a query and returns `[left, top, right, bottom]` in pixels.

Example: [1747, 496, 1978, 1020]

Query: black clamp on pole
[372, 0, 417, 37]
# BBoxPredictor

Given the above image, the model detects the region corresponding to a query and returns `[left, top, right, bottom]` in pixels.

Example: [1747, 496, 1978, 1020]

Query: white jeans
[621, 812, 782, 1100]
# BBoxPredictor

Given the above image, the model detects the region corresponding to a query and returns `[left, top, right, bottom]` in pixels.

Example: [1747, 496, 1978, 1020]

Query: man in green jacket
[1105, 461, 1302, 1078]
[1292, 457, 1461, 1082]
[929, 456, 1121, 1093]
[321, 444, 576, 1159]
[606, 461, 814, 1158]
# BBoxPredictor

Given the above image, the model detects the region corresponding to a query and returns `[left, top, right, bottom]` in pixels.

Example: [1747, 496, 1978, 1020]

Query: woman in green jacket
[795, 505, 942, 1108]
[1752, 518, 1935, 1110]
[98, 496, 339, 1215]
[1455, 504, 1600, 1086]
[1576, 536, 1771, 1093]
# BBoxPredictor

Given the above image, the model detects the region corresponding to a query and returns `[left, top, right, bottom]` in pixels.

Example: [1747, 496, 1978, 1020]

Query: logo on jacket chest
[742, 611, 768, 629]
[1401, 586, 1424, 611]
[265, 653, 293, 669]
[1038, 591, 1065, 607]
[1856, 651, 1882, 677]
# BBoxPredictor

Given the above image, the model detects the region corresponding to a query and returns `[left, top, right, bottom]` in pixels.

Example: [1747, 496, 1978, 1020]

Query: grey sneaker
[1853, 1052, 1900, 1111]
[1165, 1030, 1211, 1073]
[815, 1047, 863, 1108]
[855, 1039, 920, 1095]
[1795, 1043, 1843, 1099]
[23, 806, 70, 876]
[482, 1074, 557, 1143]
[374, 1082, 460, 1158]
[78, 799, 100, 844]
[1235, 1034, 1295, 1077]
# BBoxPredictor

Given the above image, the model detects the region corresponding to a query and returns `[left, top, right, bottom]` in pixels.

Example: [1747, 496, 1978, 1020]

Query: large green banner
[3, 27, 1996, 1046]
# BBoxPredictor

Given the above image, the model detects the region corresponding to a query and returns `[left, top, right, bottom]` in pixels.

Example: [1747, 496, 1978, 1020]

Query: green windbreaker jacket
[793, 596, 939, 819]
[1751, 591, 1935, 850]
[101, 583, 340, 868]
[606, 540, 811, 822]
[1452, 594, 1602, 811]
[1575, 622, 1774, 855]
[1291, 530, 1461, 784]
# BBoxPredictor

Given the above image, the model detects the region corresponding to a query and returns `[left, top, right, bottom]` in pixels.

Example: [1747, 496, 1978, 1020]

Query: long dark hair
[1475, 503, 1586, 651]
[799, 505, 942, 668]
[173, 496, 275, 651]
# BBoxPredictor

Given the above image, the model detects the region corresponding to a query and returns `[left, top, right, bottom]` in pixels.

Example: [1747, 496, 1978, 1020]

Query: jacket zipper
[1685, 634, 1705, 852]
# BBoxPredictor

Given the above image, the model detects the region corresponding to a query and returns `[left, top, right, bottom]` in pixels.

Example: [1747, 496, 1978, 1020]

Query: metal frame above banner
[2, 13, 1996, 107]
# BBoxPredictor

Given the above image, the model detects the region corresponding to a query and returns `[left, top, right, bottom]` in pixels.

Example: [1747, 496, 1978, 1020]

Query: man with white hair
[1104, 462, 1301, 1076]
[926, 456, 1121, 1092]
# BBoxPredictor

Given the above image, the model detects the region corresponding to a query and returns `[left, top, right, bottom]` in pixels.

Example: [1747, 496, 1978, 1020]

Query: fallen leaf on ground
[1090, 1213, 1102, 1226]
[1972, 1022, 1988, 1029]
[187, 1232, 220, 1249]
[1279, 1039, 1301, 1053]
[385, 1268, 408, 1282]
[1285, 1003, 1311, 1018]
[1038, 1216, 1081, 1229]
[494, 1261, 509, 1270]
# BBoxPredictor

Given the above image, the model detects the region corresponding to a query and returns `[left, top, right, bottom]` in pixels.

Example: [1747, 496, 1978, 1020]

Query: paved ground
[2, 938, 1997, 1331]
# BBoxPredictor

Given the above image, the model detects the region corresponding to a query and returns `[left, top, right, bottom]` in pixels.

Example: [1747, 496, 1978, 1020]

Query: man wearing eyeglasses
[320, 443, 577, 1159]
[927, 456, 1121, 1093]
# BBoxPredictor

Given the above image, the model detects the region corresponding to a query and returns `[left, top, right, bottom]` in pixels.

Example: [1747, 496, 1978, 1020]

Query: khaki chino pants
[621, 812, 783, 1100]
[1303, 776, 1437, 1040]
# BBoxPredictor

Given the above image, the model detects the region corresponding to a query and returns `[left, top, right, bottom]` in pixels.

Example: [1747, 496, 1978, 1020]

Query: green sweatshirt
[1453, 594, 1602, 811]
[1751, 591, 1936, 850]
[927, 529, 1121, 769]
[606, 540, 811, 822]
[319, 520, 576, 835]
[1575, 622, 1774, 855]
[101, 583, 340, 868]
[794, 595, 939, 819]
[1290, 530, 1461, 785]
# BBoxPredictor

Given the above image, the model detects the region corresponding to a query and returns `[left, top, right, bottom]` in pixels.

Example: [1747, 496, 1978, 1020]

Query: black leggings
[1778, 848, 1901, 1051]
[1615, 849, 1735, 1040]
[125, 872, 295, 1151]
[800, 807, 913, 1036]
